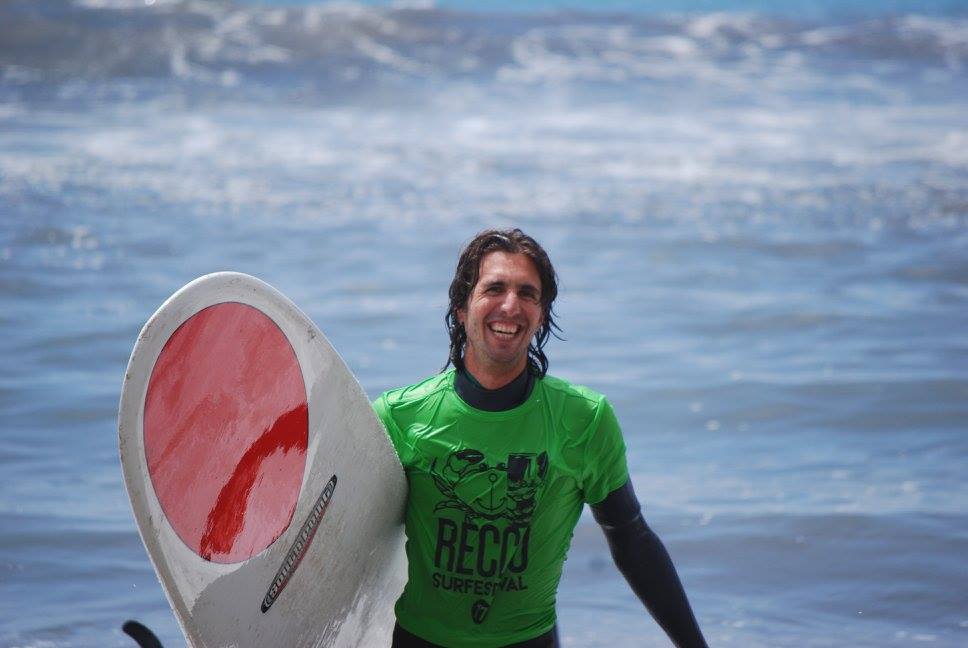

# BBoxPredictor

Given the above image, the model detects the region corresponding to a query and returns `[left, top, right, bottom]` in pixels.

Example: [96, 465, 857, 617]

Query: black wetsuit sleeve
[591, 480, 709, 648]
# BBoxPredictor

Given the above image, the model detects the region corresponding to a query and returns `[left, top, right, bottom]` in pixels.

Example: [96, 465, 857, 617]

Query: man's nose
[499, 291, 522, 315]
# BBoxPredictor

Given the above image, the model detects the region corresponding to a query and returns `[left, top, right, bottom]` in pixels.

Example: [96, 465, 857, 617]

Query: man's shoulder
[377, 370, 454, 409]
[538, 373, 611, 427]
[537, 375, 622, 453]
[539, 373, 607, 407]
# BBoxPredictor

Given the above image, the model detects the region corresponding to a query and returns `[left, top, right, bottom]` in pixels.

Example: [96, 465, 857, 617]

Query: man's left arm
[591, 480, 710, 648]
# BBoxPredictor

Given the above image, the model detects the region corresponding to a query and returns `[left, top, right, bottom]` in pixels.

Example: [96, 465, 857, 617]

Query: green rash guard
[373, 370, 629, 647]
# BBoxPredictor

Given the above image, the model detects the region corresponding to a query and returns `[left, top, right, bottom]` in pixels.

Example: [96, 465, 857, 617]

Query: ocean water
[1, 0, 967, 646]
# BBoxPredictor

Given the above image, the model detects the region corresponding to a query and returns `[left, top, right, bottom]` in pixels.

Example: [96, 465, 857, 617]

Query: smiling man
[374, 229, 708, 648]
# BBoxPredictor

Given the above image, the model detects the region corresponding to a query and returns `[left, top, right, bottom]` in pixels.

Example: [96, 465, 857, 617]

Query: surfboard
[118, 272, 407, 647]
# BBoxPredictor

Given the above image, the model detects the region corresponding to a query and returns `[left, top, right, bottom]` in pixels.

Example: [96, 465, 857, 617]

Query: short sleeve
[579, 397, 629, 505]
[372, 394, 413, 467]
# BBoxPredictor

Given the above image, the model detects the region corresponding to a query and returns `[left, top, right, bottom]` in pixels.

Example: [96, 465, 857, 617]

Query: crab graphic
[431, 449, 549, 526]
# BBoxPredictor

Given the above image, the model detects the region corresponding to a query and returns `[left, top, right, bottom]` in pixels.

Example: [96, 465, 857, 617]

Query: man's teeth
[489, 323, 519, 336]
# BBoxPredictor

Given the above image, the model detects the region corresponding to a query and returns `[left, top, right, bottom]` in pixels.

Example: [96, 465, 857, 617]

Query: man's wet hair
[444, 228, 560, 377]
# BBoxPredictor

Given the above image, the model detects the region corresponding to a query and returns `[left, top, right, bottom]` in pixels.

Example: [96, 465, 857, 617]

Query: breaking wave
[1, 0, 966, 93]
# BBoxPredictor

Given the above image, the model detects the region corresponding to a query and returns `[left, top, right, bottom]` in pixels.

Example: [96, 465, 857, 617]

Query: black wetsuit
[391, 368, 708, 648]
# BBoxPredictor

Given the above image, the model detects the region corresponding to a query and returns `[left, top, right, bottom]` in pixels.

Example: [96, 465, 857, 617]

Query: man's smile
[487, 321, 522, 339]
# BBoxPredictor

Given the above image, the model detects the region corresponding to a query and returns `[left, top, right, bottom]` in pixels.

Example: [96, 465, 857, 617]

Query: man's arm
[591, 480, 709, 648]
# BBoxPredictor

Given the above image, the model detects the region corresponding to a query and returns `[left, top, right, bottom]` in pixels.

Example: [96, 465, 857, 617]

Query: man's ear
[456, 308, 466, 326]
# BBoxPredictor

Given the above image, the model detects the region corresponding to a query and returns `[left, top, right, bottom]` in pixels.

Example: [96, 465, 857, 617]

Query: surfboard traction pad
[119, 272, 407, 647]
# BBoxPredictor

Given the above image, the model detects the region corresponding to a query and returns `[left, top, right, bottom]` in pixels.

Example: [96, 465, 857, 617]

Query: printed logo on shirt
[428, 449, 549, 622]
[471, 599, 491, 625]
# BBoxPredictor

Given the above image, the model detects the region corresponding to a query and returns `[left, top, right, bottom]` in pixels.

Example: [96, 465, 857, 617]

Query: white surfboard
[119, 272, 407, 647]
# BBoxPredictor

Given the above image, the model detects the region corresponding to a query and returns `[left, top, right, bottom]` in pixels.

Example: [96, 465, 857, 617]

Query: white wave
[799, 25, 851, 46]
[684, 11, 761, 40]
[74, 0, 180, 9]
[352, 34, 430, 75]
[898, 14, 968, 50]
[3, 2, 963, 88]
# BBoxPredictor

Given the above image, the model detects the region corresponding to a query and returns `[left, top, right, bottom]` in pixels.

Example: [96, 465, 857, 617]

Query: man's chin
[481, 352, 528, 371]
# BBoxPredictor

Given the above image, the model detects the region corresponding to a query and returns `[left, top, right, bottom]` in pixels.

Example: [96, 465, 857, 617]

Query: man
[374, 229, 708, 648]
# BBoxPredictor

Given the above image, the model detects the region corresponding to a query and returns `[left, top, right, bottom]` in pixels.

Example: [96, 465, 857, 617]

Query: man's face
[458, 251, 544, 382]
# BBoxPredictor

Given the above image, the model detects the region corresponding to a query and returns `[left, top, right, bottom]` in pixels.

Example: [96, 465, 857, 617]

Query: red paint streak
[144, 302, 308, 563]
[198, 404, 307, 561]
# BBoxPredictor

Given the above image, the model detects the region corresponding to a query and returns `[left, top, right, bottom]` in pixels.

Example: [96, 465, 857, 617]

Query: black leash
[121, 620, 164, 648]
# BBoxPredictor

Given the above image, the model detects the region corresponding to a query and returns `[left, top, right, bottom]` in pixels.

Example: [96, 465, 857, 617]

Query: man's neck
[462, 355, 528, 390]
[454, 365, 534, 412]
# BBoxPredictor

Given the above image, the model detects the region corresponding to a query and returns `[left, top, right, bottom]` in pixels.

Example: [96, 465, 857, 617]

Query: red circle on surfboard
[144, 302, 308, 563]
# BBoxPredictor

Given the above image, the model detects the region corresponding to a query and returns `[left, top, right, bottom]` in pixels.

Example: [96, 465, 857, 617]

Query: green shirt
[374, 370, 629, 647]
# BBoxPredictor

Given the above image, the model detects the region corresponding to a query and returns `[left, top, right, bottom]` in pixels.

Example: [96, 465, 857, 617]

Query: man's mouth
[487, 322, 521, 339]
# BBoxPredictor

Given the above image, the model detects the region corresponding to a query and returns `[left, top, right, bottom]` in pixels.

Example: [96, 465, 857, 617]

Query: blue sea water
[1, 0, 967, 646]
